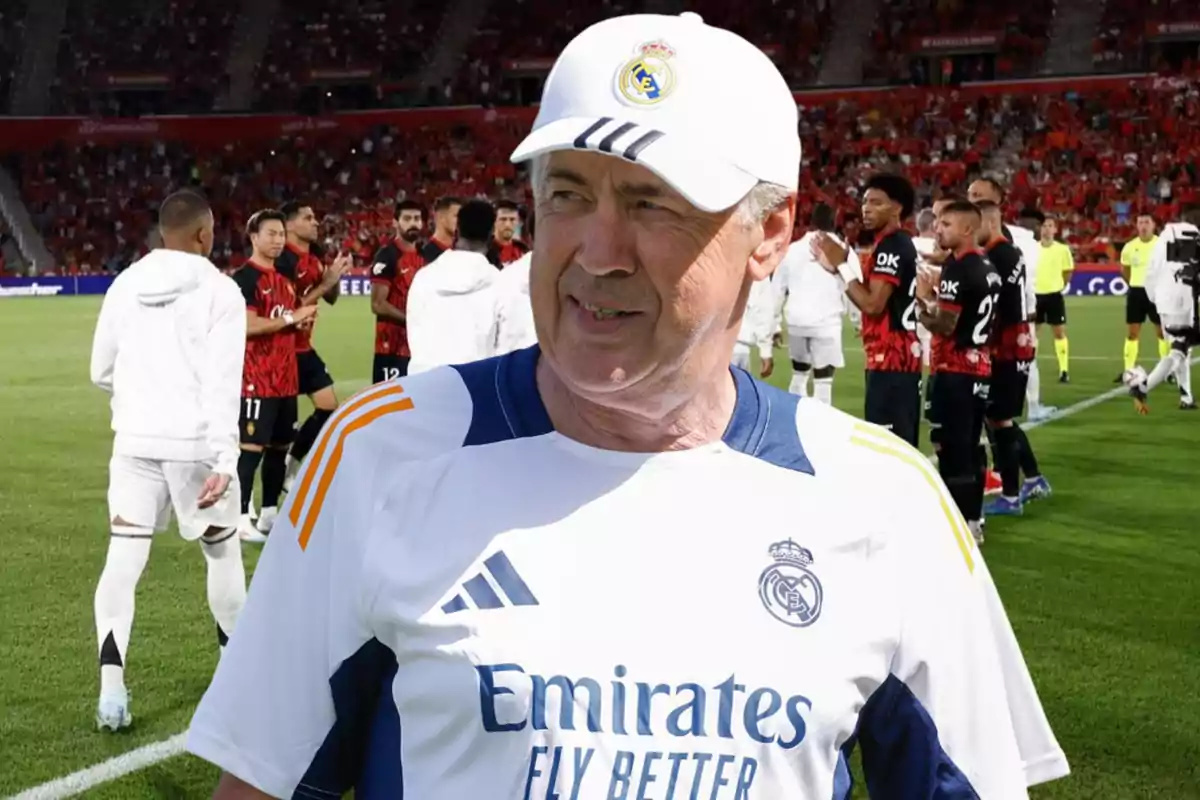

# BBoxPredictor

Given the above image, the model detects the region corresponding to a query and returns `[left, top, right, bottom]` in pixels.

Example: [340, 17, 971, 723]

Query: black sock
[992, 426, 1021, 498]
[1014, 424, 1041, 478]
[938, 446, 980, 522]
[292, 408, 332, 463]
[237, 450, 263, 513]
[261, 448, 287, 507]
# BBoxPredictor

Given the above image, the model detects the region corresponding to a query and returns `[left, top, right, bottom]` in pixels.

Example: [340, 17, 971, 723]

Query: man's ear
[748, 195, 797, 282]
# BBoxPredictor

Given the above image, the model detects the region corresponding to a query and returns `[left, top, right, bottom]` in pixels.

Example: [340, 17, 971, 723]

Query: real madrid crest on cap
[615, 40, 676, 106]
[758, 539, 824, 628]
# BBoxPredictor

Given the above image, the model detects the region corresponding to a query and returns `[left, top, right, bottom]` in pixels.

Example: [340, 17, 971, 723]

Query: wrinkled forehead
[540, 149, 687, 205]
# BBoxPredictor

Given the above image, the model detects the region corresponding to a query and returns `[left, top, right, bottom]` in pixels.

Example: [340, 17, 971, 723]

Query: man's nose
[575, 200, 637, 278]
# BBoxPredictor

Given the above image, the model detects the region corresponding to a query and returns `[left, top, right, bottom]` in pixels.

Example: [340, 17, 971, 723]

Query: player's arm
[1060, 244, 1075, 289]
[188, 420, 388, 799]
[847, 237, 909, 316]
[202, 282, 248, 478]
[303, 253, 351, 307]
[918, 260, 962, 335]
[855, 454, 1069, 796]
[89, 277, 123, 392]
[368, 252, 406, 323]
[1119, 242, 1134, 284]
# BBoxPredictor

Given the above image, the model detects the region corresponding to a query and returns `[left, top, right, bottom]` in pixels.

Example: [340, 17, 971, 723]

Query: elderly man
[187, 12, 1069, 800]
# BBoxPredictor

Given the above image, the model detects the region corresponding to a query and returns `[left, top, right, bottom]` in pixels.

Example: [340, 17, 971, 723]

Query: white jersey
[912, 234, 938, 267]
[90, 249, 245, 477]
[1146, 221, 1199, 320]
[1009, 226, 1040, 316]
[406, 249, 502, 373]
[494, 251, 538, 355]
[736, 277, 778, 358]
[187, 347, 1069, 799]
[776, 232, 849, 337]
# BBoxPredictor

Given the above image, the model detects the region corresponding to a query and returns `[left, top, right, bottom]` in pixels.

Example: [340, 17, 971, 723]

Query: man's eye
[551, 190, 584, 202]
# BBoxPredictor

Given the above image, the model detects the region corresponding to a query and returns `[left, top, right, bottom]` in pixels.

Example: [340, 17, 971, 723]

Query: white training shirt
[494, 251, 538, 355]
[187, 346, 1069, 799]
[776, 232, 850, 338]
[406, 249, 502, 374]
[736, 277, 779, 358]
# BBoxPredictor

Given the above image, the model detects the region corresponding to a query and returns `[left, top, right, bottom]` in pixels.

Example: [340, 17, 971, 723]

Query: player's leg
[730, 343, 752, 371]
[236, 396, 273, 542]
[1052, 295, 1069, 383]
[1119, 289, 1144, 381]
[257, 397, 298, 534]
[787, 331, 811, 396]
[984, 363, 1023, 515]
[290, 351, 337, 489]
[930, 374, 981, 540]
[810, 336, 843, 405]
[1133, 319, 1193, 412]
[95, 455, 168, 730]
[166, 462, 246, 652]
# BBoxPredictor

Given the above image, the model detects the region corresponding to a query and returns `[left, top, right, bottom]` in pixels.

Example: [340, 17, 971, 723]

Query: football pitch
[1, 295, 1197, 799]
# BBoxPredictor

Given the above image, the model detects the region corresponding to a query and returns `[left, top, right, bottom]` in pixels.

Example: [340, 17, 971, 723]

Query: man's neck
[251, 254, 276, 269]
[433, 231, 453, 246]
[396, 236, 416, 252]
[455, 240, 489, 255]
[1041, 239, 1053, 247]
[286, 234, 310, 253]
[1140, 234, 1155, 243]
[535, 353, 738, 453]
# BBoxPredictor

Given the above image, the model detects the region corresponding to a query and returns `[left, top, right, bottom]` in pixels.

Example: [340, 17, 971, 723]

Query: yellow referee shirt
[1120, 236, 1157, 287]
[1035, 241, 1074, 294]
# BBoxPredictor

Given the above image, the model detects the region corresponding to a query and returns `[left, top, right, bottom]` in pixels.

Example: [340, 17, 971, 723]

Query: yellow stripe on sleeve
[849, 422, 975, 573]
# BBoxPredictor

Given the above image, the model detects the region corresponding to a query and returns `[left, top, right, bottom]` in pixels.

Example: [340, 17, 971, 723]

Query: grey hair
[529, 153, 790, 223]
[916, 208, 936, 234]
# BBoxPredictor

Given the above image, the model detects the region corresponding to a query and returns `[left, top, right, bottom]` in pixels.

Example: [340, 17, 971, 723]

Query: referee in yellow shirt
[1034, 217, 1074, 383]
[1117, 214, 1169, 381]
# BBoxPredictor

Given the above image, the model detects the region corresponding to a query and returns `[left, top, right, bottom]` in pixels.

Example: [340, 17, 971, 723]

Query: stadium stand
[11, 76, 1200, 274]
[48, 0, 239, 116]
[0, 1, 27, 107]
[1095, 0, 1200, 74]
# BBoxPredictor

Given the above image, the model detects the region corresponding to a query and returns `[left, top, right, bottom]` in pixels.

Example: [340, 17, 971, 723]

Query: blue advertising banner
[1066, 267, 1128, 297]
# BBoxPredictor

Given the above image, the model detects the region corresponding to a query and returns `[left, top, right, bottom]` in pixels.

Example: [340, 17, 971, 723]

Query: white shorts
[107, 454, 239, 541]
[1161, 313, 1194, 343]
[731, 344, 753, 371]
[787, 330, 844, 369]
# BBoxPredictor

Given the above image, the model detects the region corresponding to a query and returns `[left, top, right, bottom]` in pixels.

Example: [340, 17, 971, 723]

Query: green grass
[1, 296, 1197, 799]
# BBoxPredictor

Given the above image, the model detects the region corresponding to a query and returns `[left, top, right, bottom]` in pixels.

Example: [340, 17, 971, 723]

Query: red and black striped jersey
[276, 243, 324, 353]
[931, 249, 1001, 377]
[233, 261, 299, 397]
[370, 240, 428, 357]
[860, 227, 922, 373]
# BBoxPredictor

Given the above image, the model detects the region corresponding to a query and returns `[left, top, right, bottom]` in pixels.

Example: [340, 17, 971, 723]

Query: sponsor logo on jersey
[757, 539, 823, 628]
[876, 252, 900, 270]
[939, 279, 960, 296]
[616, 40, 676, 106]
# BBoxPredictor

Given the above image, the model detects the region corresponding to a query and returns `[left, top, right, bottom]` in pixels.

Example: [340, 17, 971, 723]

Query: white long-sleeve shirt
[736, 277, 779, 358]
[776, 232, 851, 337]
[494, 251, 537, 355]
[90, 249, 245, 476]
[406, 249, 502, 374]
[1010, 226, 1040, 316]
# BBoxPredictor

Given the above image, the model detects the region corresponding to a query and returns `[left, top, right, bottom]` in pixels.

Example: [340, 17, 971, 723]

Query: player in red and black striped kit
[918, 201, 1001, 543]
[487, 199, 531, 268]
[975, 201, 1050, 516]
[277, 202, 352, 485]
[370, 200, 429, 383]
[231, 210, 317, 542]
[418, 195, 460, 263]
[815, 174, 922, 446]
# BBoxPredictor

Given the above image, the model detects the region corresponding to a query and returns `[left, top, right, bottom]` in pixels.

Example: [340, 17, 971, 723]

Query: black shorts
[926, 372, 988, 449]
[297, 349, 335, 396]
[986, 359, 1030, 422]
[239, 396, 298, 448]
[1125, 287, 1161, 326]
[864, 370, 922, 448]
[1034, 293, 1067, 326]
[373, 354, 410, 384]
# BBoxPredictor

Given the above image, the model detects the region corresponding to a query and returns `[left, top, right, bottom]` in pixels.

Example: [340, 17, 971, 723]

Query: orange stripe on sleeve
[297, 397, 415, 551]
[288, 383, 410, 527]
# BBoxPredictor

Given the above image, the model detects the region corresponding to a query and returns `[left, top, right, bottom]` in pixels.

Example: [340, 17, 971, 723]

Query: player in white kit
[89, 190, 247, 731]
[775, 203, 848, 402]
[912, 207, 939, 369]
[731, 273, 778, 376]
[189, 13, 1069, 799]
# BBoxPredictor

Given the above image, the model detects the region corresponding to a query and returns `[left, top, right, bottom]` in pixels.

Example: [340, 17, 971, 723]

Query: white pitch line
[8, 355, 1197, 800]
[7, 734, 187, 800]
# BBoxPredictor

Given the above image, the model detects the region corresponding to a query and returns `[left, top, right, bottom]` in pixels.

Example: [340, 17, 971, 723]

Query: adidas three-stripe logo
[441, 551, 539, 614]
[573, 117, 664, 162]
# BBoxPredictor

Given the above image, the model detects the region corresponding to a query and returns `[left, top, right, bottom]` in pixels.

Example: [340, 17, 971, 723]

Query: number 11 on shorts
[244, 398, 262, 420]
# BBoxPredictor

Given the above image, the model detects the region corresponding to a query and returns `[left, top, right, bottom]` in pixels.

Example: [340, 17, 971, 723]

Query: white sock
[94, 533, 153, 696]
[1026, 359, 1041, 410]
[813, 377, 833, 404]
[1176, 350, 1193, 401]
[788, 370, 811, 397]
[201, 528, 247, 649]
[1146, 350, 1184, 393]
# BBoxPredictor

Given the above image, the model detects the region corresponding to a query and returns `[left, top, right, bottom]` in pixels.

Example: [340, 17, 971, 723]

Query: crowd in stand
[0, 1, 26, 106]
[1094, 0, 1200, 74]
[13, 77, 1200, 275]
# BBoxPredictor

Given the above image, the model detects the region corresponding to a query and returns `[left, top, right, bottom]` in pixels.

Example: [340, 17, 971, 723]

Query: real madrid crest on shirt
[758, 539, 823, 628]
[615, 40, 676, 106]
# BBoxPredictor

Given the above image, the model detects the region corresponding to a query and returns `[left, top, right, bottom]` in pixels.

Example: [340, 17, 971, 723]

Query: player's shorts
[986, 359, 1030, 422]
[926, 372, 989, 449]
[1034, 292, 1067, 326]
[107, 454, 240, 541]
[373, 354, 411, 384]
[1125, 287, 1161, 326]
[239, 396, 298, 448]
[297, 349, 334, 396]
[1161, 313, 1199, 351]
[787, 330, 844, 369]
[864, 369, 922, 448]
[731, 344, 752, 371]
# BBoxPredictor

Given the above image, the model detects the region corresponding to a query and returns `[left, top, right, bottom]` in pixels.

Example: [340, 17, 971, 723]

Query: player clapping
[369, 200, 429, 383]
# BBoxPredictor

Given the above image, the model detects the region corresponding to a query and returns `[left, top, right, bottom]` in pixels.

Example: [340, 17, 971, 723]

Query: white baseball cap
[510, 12, 800, 213]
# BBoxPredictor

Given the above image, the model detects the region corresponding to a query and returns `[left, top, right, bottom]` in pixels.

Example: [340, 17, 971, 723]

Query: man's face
[252, 220, 286, 259]
[198, 211, 215, 258]
[531, 150, 792, 400]
[396, 209, 423, 242]
[936, 211, 973, 252]
[288, 206, 320, 243]
[437, 204, 461, 236]
[1137, 215, 1155, 239]
[495, 208, 520, 242]
[860, 188, 895, 231]
[967, 180, 1001, 205]
[1041, 218, 1057, 241]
